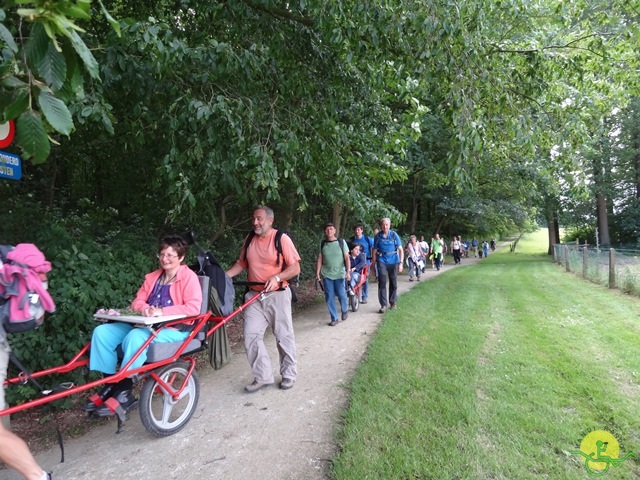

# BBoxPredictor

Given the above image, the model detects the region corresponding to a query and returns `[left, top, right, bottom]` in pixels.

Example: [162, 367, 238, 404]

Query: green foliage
[563, 225, 596, 244]
[0, 2, 118, 162]
[3, 200, 156, 405]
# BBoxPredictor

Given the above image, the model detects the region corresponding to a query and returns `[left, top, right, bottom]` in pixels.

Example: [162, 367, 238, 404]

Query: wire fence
[553, 243, 640, 296]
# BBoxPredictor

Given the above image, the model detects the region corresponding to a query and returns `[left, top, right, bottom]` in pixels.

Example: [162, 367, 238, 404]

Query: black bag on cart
[191, 250, 234, 370]
[209, 321, 232, 370]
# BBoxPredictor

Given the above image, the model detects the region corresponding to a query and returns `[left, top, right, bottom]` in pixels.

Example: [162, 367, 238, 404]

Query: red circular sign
[0, 120, 15, 148]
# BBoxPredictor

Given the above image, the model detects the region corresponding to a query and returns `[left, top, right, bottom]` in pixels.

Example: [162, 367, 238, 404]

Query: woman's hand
[142, 306, 163, 317]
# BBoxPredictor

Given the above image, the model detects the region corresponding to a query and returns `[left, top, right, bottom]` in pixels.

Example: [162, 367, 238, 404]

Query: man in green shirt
[316, 222, 350, 326]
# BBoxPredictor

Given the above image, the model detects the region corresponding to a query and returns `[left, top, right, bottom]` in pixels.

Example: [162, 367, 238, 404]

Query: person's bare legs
[0, 421, 47, 480]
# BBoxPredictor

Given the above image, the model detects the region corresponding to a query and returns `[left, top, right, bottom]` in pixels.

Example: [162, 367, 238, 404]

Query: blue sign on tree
[0, 151, 22, 181]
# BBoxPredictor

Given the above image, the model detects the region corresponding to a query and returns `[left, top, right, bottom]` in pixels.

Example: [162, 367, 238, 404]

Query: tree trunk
[276, 192, 296, 230]
[547, 214, 558, 255]
[410, 176, 419, 234]
[332, 203, 343, 237]
[635, 150, 640, 198]
[596, 192, 610, 245]
[341, 211, 349, 238]
[593, 153, 611, 245]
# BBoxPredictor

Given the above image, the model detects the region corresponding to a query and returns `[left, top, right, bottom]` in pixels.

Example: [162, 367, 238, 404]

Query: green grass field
[331, 229, 640, 479]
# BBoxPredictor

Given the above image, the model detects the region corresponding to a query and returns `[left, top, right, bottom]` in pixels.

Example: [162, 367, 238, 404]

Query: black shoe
[81, 384, 117, 412]
[93, 389, 137, 417]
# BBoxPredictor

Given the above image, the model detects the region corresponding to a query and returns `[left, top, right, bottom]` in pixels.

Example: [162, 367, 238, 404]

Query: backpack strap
[243, 228, 285, 269]
[241, 231, 257, 262]
[274, 229, 284, 268]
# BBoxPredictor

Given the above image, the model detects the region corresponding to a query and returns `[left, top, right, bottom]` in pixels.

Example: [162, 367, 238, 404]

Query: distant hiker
[482, 240, 489, 258]
[406, 235, 423, 282]
[451, 236, 462, 264]
[471, 237, 479, 257]
[431, 234, 444, 271]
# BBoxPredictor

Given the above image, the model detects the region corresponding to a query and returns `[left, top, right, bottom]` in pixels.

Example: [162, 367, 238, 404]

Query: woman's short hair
[159, 235, 188, 258]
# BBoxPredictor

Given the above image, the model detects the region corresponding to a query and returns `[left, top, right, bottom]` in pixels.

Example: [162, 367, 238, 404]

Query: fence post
[564, 245, 570, 272]
[583, 246, 588, 278]
[553, 244, 557, 262]
[609, 248, 616, 289]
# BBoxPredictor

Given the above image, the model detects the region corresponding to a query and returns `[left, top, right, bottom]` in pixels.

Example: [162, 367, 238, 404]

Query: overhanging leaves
[38, 90, 74, 135]
[38, 42, 67, 91]
[16, 110, 51, 163]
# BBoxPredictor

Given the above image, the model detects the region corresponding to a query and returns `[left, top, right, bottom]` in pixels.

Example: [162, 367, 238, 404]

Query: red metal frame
[352, 264, 371, 298]
[1, 291, 264, 416]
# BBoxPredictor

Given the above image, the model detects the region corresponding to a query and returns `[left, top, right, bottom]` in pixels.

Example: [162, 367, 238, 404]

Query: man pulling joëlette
[226, 206, 301, 393]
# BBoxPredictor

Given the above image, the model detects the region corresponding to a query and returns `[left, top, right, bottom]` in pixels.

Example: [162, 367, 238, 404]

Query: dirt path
[5, 257, 481, 480]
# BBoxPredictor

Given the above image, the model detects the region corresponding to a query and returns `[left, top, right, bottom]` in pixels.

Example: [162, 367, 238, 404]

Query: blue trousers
[323, 278, 348, 321]
[90, 322, 189, 374]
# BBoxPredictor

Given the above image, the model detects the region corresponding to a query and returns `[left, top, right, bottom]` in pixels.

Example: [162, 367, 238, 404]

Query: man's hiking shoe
[409, 277, 414, 282]
[390, 303, 397, 310]
[328, 320, 339, 326]
[280, 378, 295, 390]
[245, 380, 273, 393]
[341, 311, 348, 321]
[378, 306, 386, 314]
[361, 299, 368, 304]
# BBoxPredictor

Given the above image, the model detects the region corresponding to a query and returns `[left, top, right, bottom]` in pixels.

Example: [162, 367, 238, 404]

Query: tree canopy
[2, 0, 640, 240]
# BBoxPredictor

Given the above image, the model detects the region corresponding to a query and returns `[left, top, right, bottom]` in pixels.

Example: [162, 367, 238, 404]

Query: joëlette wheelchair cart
[1, 243, 261, 438]
[349, 263, 370, 312]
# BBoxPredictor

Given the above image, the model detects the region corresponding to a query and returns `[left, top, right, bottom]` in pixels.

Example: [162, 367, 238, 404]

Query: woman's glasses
[156, 252, 178, 259]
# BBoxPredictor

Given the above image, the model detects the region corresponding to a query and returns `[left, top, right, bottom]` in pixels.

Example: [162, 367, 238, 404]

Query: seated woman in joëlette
[83, 235, 202, 416]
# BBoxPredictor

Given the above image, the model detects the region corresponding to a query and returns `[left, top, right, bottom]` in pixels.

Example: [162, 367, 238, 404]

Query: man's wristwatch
[275, 275, 281, 283]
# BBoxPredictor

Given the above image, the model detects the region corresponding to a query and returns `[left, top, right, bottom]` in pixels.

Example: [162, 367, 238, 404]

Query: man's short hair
[354, 222, 365, 230]
[255, 205, 274, 219]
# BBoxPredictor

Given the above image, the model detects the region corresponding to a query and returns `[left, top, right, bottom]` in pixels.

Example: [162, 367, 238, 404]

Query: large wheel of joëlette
[139, 360, 200, 437]
[350, 293, 359, 312]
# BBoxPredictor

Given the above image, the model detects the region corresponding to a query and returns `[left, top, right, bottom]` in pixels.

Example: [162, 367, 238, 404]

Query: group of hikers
[1, 204, 497, 480]
[317, 220, 499, 324]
